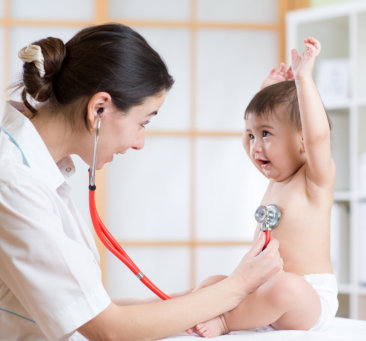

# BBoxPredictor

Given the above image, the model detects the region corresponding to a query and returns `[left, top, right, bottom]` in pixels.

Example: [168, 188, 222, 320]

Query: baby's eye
[263, 130, 271, 137]
[248, 133, 254, 140]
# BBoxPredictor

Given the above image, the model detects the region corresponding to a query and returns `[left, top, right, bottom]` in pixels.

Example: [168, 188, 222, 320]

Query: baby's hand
[291, 37, 321, 81]
[260, 62, 293, 89]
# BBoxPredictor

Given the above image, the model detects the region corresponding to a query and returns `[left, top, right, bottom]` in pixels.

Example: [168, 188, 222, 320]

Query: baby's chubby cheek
[241, 135, 249, 153]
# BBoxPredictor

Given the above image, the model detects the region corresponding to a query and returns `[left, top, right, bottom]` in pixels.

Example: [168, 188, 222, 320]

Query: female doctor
[0, 24, 283, 341]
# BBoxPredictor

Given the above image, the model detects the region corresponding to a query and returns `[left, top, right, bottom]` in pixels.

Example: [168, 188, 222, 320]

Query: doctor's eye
[141, 120, 150, 128]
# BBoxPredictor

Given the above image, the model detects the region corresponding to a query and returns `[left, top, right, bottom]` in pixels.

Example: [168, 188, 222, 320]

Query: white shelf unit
[287, 1, 366, 320]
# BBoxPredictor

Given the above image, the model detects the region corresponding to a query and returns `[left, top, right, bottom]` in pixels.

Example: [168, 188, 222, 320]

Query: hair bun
[20, 37, 66, 106]
[18, 44, 45, 77]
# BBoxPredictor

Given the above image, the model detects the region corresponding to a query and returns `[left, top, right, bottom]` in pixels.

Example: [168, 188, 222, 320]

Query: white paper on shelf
[359, 202, 366, 285]
[316, 58, 350, 103]
[359, 152, 366, 194]
[330, 112, 349, 191]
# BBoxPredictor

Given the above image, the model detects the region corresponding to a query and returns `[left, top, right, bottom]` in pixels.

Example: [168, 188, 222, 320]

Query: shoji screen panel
[108, 0, 190, 21]
[0, 0, 95, 90]
[105, 0, 285, 298]
[10, 0, 94, 20]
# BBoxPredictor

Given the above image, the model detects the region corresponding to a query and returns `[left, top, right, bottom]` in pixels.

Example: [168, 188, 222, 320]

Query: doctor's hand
[229, 232, 283, 299]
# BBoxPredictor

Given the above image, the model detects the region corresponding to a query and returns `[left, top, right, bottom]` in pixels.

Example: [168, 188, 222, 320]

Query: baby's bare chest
[261, 178, 307, 212]
[259, 179, 330, 236]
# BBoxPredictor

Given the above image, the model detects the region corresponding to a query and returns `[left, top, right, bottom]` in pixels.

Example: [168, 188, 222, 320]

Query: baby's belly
[272, 231, 333, 275]
[282, 254, 333, 275]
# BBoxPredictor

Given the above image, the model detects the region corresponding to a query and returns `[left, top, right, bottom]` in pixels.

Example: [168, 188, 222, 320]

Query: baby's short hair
[244, 80, 331, 130]
[244, 80, 301, 130]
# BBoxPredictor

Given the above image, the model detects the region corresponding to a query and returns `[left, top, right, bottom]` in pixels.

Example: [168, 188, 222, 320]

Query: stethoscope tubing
[263, 230, 271, 249]
[89, 187, 171, 300]
[89, 115, 170, 300]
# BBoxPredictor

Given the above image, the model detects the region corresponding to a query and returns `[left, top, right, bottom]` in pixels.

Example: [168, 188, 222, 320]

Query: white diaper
[304, 273, 339, 331]
[253, 273, 338, 333]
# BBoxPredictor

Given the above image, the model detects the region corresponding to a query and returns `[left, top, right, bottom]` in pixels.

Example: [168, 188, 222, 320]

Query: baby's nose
[252, 139, 263, 153]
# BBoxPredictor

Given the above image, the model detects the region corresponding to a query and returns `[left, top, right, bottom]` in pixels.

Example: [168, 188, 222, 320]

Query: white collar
[1, 101, 75, 191]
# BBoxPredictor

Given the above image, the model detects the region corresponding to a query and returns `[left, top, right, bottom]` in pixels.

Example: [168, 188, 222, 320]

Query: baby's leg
[187, 275, 228, 335]
[196, 271, 321, 337]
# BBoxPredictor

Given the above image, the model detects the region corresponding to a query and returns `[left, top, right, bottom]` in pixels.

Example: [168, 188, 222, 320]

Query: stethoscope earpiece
[96, 108, 103, 135]
[89, 113, 102, 188]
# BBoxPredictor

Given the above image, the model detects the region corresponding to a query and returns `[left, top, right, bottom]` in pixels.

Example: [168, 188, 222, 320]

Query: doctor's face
[95, 90, 166, 169]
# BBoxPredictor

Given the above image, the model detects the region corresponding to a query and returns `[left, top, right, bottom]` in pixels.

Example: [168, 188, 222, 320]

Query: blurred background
[0, 0, 365, 321]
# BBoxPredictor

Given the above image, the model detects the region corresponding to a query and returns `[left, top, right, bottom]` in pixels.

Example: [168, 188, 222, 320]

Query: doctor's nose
[132, 132, 145, 150]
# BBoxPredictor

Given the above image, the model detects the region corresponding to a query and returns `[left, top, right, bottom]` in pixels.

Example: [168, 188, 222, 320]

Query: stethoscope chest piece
[255, 204, 282, 249]
[255, 204, 282, 231]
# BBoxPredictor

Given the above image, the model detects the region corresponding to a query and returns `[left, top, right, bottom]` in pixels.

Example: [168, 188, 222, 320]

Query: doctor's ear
[86, 92, 111, 131]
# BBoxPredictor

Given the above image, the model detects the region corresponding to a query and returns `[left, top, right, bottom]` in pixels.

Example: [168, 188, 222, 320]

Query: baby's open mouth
[258, 159, 270, 167]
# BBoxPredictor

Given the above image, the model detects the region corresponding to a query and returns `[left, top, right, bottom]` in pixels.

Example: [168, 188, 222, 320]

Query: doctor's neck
[27, 104, 84, 164]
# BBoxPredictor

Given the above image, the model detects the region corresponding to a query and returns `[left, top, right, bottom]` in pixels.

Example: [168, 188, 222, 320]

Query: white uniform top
[0, 102, 111, 340]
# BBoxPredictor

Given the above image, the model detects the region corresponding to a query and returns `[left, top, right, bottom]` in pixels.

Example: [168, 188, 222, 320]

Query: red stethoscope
[88, 115, 170, 300]
[255, 204, 282, 249]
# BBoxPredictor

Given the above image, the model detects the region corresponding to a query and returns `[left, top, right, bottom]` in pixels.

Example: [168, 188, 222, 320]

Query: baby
[193, 37, 338, 337]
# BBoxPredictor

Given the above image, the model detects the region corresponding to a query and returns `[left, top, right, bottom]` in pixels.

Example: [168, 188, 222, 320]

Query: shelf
[334, 191, 366, 202]
[338, 283, 353, 294]
[334, 191, 352, 202]
[338, 284, 366, 296]
[359, 194, 366, 201]
[288, 1, 366, 321]
[323, 99, 351, 110]
[287, 1, 366, 23]
[357, 98, 366, 107]
[358, 286, 366, 295]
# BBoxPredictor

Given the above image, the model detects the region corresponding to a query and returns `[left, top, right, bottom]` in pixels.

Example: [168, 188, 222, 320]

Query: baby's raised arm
[291, 37, 334, 186]
[260, 62, 293, 89]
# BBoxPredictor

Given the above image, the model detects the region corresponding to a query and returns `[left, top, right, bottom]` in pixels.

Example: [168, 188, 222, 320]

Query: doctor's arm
[112, 288, 194, 306]
[78, 233, 282, 341]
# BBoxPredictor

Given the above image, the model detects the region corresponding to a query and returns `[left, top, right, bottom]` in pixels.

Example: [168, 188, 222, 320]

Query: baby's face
[243, 110, 305, 182]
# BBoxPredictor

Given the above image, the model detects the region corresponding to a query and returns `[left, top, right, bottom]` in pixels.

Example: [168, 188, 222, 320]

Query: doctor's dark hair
[244, 80, 331, 130]
[17, 23, 174, 123]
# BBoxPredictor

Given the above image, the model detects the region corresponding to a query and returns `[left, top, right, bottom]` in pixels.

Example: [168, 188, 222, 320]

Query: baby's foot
[196, 315, 229, 338]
